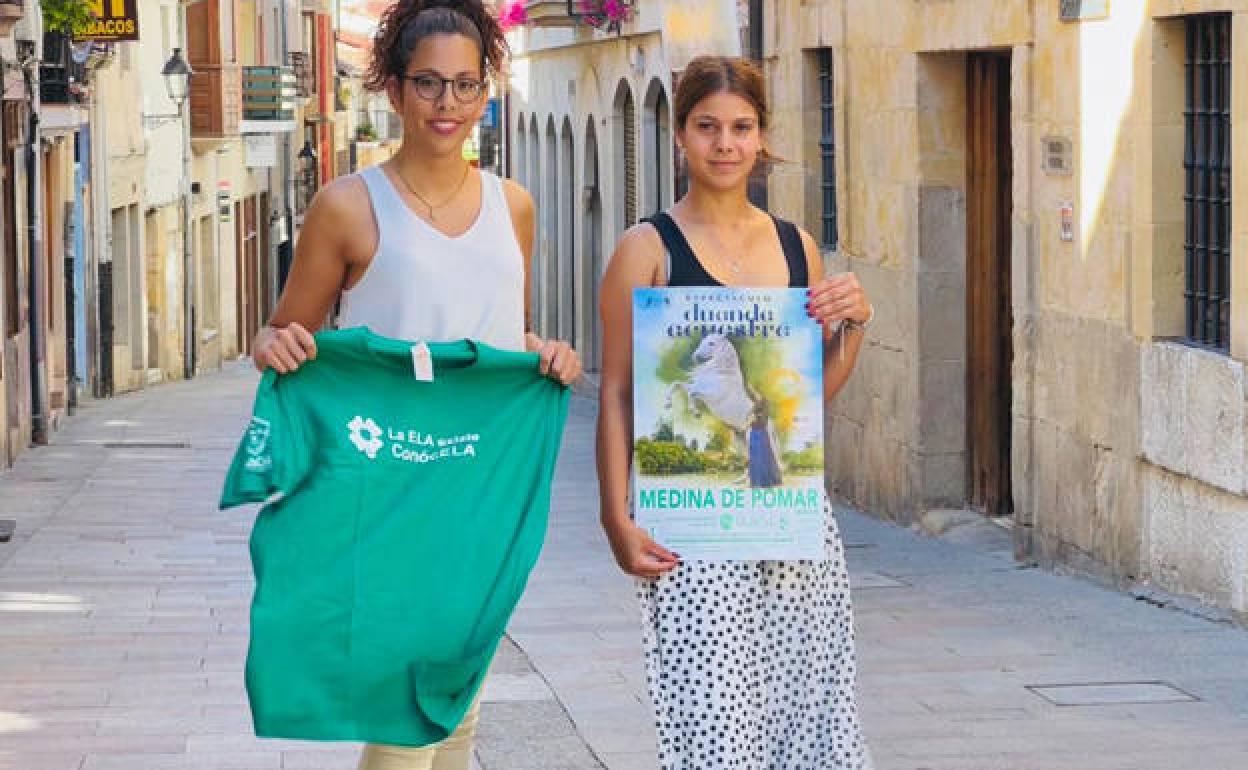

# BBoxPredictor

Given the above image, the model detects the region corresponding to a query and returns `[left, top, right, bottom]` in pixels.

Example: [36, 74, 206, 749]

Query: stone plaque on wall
[1060, 0, 1109, 22]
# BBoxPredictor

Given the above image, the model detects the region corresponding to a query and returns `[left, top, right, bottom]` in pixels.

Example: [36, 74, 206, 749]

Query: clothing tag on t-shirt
[411, 342, 434, 382]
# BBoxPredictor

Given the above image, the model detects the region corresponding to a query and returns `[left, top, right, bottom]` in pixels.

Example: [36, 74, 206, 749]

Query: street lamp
[140, 49, 197, 377]
[153, 46, 197, 380]
[161, 47, 192, 107]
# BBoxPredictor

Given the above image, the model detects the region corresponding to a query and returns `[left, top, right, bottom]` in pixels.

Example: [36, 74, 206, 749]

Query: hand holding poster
[632, 287, 827, 561]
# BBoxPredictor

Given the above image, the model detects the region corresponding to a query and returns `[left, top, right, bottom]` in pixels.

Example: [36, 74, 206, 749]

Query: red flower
[498, 0, 528, 31]
[577, 0, 630, 27]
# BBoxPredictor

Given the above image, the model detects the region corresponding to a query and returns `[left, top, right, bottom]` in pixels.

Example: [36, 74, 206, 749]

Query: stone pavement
[2, 363, 1248, 770]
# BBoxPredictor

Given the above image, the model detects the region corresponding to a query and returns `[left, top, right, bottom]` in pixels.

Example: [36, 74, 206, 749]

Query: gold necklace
[394, 162, 472, 223]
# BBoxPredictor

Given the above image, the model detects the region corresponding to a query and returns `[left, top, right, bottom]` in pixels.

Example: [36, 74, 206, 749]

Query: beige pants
[356, 695, 483, 770]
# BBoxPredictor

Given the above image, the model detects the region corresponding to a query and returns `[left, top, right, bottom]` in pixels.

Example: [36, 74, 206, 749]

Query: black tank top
[643, 211, 810, 288]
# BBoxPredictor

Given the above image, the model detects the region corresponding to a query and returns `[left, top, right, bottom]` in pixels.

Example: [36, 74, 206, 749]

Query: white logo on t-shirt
[244, 417, 272, 471]
[347, 416, 385, 459]
[346, 415, 480, 464]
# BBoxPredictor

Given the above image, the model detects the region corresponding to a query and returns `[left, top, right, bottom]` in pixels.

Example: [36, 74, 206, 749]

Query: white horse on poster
[664, 333, 755, 433]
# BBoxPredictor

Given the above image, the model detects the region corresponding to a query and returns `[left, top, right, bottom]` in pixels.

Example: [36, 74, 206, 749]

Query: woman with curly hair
[250, 2, 581, 767]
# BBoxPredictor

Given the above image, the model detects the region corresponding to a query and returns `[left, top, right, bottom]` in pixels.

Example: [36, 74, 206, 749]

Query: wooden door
[966, 53, 1013, 517]
[234, 201, 247, 354]
[258, 193, 270, 324]
[243, 197, 260, 351]
[2, 146, 19, 460]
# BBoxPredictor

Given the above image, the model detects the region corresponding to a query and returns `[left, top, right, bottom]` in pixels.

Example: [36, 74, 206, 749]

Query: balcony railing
[243, 66, 297, 122]
[524, 0, 578, 28]
[39, 32, 87, 105]
[523, 0, 633, 31]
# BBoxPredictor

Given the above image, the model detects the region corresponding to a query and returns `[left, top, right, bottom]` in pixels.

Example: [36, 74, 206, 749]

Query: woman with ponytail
[249, 2, 581, 767]
[597, 56, 874, 769]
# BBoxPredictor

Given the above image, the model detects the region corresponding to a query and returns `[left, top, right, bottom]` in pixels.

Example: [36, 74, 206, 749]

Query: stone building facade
[762, 0, 1248, 617]
[506, 0, 749, 370]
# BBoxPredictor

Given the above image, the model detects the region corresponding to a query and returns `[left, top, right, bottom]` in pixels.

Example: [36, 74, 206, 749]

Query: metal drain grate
[102, 441, 191, 450]
[1027, 681, 1199, 707]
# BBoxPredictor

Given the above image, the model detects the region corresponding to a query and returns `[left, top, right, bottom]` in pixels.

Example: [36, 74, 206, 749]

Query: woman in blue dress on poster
[746, 395, 783, 488]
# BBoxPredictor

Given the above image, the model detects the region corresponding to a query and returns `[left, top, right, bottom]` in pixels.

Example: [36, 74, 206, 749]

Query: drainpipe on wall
[21, 40, 47, 444]
[178, 0, 195, 379]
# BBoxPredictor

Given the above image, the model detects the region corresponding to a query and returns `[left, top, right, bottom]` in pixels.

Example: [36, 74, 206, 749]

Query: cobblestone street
[2, 364, 1248, 769]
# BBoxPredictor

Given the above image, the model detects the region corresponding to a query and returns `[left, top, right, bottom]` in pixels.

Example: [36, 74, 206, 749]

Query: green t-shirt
[220, 327, 570, 747]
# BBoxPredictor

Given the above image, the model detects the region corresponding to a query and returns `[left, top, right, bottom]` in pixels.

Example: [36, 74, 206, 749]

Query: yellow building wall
[766, 0, 1248, 613]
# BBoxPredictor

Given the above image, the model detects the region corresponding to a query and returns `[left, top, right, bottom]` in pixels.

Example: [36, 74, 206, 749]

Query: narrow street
[2, 365, 1247, 770]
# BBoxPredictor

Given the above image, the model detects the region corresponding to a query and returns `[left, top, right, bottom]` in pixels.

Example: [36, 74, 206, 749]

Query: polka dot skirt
[637, 502, 873, 770]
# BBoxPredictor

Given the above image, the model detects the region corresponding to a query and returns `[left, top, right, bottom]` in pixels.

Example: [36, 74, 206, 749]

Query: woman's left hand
[806, 272, 872, 334]
[526, 333, 583, 386]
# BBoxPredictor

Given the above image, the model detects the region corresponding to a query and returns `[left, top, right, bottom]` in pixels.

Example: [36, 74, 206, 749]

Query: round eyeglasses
[400, 73, 486, 103]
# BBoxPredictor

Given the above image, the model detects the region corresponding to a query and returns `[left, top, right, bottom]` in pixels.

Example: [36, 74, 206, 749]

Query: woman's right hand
[603, 517, 680, 578]
[253, 323, 318, 374]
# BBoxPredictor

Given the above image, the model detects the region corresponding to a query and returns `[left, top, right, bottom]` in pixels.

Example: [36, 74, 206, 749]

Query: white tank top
[337, 165, 526, 351]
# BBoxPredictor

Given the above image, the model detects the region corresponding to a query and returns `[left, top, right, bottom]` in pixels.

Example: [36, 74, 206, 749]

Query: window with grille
[623, 92, 637, 228]
[1183, 13, 1232, 350]
[817, 48, 839, 251]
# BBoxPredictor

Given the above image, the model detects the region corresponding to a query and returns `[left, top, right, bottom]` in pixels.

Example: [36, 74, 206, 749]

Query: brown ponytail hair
[674, 55, 781, 162]
[675, 56, 771, 130]
[365, 0, 508, 92]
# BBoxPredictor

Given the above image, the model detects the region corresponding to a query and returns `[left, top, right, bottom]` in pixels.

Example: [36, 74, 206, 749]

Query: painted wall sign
[1060, 0, 1109, 22]
[244, 134, 278, 169]
[74, 0, 141, 42]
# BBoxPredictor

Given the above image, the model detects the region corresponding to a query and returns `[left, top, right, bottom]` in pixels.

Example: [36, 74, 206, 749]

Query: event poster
[632, 287, 827, 561]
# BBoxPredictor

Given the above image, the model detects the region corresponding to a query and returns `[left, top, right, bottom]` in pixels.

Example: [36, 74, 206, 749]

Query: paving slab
[2, 363, 1248, 770]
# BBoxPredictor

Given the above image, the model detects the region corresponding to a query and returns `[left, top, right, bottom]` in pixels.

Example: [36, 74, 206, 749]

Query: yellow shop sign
[73, 0, 141, 43]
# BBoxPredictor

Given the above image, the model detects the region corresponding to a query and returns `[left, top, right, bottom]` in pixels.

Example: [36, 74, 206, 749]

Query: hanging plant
[497, 0, 528, 32]
[577, 0, 633, 33]
[41, 0, 100, 36]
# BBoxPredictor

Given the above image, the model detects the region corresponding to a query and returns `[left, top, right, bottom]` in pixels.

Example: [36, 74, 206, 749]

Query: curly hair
[365, 0, 508, 92]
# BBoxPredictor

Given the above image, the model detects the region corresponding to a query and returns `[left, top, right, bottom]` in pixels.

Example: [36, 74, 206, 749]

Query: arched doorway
[528, 115, 541, 329]
[612, 80, 637, 240]
[583, 117, 604, 371]
[543, 116, 558, 337]
[643, 79, 672, 217]
[515, 114, 527, 188]
[559, 118, 576, 346]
